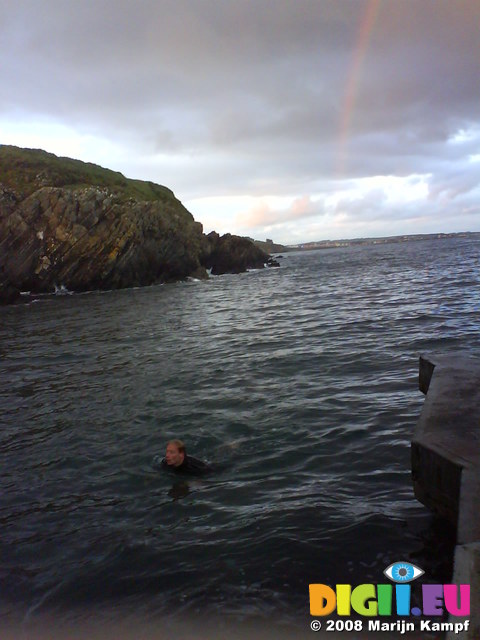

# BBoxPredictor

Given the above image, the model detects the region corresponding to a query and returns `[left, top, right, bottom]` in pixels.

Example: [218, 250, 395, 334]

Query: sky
[1, 0, 479, 245]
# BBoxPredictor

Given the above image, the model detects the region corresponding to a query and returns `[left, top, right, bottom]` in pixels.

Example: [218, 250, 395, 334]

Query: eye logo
[383, 561, 424, 583]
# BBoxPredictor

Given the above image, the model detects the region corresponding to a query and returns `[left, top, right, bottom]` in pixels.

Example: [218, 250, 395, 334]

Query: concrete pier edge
[412, 355, 480, 639]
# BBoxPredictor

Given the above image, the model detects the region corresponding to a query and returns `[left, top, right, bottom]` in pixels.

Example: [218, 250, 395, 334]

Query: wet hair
[168, 439, 186, 455]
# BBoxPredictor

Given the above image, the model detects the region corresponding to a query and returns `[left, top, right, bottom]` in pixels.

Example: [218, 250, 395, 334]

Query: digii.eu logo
[309, 561, 471, 635]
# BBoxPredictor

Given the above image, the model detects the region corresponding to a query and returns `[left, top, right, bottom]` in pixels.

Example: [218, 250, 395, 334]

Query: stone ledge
[412, 354, 480, 639]
[447, 543, 480, 640]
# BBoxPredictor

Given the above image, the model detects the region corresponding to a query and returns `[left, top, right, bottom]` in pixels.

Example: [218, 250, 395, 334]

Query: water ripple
[1, 237, 476, 627]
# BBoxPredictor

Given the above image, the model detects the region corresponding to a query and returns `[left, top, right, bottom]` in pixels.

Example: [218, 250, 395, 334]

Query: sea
[1, 236, 479, 639]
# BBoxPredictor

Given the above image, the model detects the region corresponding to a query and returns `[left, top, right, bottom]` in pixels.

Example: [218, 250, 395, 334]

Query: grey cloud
[1, 0, 479, 240]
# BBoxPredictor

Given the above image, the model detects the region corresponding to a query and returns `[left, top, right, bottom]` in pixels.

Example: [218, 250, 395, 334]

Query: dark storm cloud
[1, 0, 479, 239]
[1, 1, 359, 140]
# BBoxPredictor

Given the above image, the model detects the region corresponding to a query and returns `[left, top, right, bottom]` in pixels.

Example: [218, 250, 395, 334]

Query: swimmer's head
[165, 439, 186, 467]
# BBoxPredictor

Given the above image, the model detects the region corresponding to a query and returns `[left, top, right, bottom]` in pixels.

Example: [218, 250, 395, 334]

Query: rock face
[0, 146, 272, 303]
[1, 185, 207, 296]
[204, 232, 270, 275]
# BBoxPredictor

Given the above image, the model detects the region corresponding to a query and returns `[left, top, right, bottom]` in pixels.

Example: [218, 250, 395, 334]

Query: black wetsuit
[161, 455, 212, 476]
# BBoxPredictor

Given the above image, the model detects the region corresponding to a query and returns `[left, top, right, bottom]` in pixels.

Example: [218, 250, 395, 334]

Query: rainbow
[336, 0, 382, 176]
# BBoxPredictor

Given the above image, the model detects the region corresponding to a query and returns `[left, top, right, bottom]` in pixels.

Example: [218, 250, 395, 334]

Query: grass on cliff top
[0, 145, 174, 202]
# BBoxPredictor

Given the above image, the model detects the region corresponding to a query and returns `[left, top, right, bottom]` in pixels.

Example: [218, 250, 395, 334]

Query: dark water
[1, 237, 479, 636]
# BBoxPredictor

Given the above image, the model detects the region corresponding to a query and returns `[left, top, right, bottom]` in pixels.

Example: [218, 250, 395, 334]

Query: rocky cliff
[0, 146, 272, 303]
[204, 232, 273, 275]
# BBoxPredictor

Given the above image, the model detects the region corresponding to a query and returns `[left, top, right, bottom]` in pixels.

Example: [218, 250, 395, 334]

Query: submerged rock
[0, 146, 272, 303]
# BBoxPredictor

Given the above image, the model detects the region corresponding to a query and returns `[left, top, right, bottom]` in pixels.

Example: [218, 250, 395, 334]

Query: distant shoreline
[282, 231, 480, 252]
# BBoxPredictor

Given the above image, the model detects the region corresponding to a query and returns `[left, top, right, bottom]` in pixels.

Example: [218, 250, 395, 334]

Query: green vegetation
[0, 145, 174, 202]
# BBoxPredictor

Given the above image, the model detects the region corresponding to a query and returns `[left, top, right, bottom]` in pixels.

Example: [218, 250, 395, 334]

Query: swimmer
[161, 439, 212, 476]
